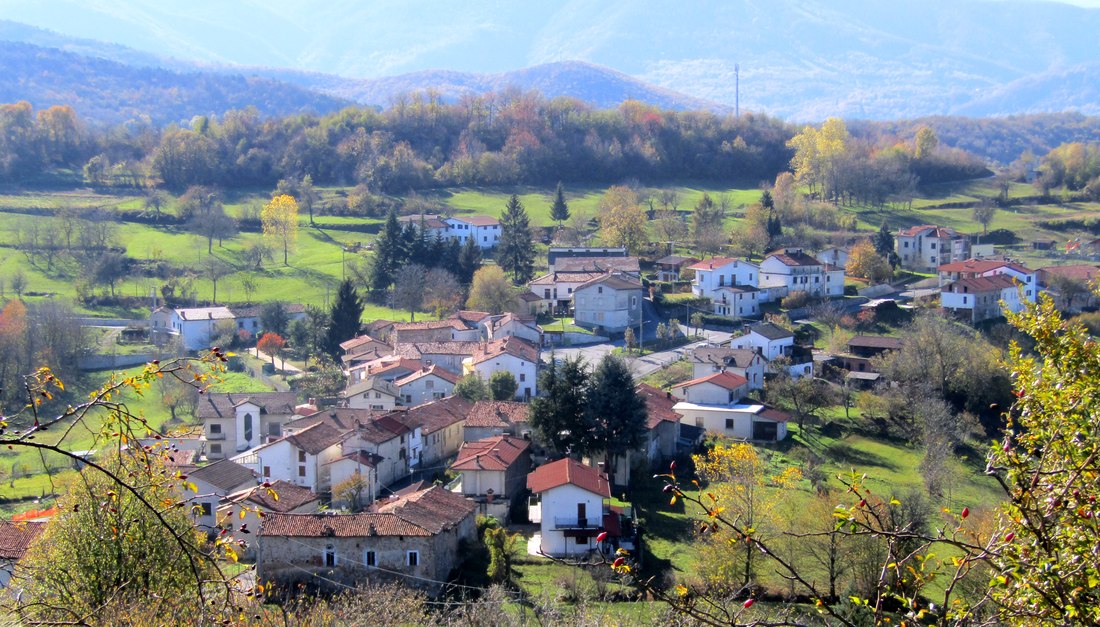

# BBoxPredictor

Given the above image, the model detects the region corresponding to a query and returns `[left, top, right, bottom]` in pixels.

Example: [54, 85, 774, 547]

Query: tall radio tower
[735, 63, 740, 117]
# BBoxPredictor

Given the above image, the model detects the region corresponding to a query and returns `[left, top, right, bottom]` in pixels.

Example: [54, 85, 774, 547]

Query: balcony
[206, 432, 226, 440]
[553, 516, 597, 530]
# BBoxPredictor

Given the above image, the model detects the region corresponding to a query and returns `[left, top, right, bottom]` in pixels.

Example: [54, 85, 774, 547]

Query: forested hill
[0, 41, 352, 126]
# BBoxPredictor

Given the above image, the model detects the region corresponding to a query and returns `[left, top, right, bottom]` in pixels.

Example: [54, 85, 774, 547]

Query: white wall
[398, 376, 455, 408]
[470, 354, 538, 399]
[692, 261, 758, 299]
[460, 469, 505, 497]
[674, 405, 787, 441]
[672, 381, 746, 406]
[347, 391, 398, 411]
[536, 483, 606, 557]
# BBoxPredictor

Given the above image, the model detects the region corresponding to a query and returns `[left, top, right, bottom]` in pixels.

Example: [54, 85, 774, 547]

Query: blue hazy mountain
[0, 0, 1098, 120]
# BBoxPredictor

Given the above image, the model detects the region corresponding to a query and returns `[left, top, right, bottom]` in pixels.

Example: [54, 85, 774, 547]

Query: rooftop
[0, 520, 46, 560]
[394, 364, 461, 387]
[574, 273, 643, 293]
[943, 274, 1021, 292]
[188, 459, 257, 492]
[553, 257, 640, 273]
[672, 371, 750, 392]
[937, 259, 1034, 274]
[394, 396, 473, 435]
[688, 257, 755, 271]
[847, 335, 904, 350]
[450, 436, 531, 472]
[393, 341, 483, 361]
[449, 215, 500, 226]
[224, 480, 320, 513]
[196, 392, 299, 419]
[343, 376, 400, 399]
[1039, 265, 1100, 282]
[528, 458, 611, 497]
[689, 347, 759, 368]
[465, 400, 530, 428]
[466, 337, 540, 366]
[765, 248, 823, 268]
[748, 322, 795, 341]
[656, 255, 699, 266]
[635, 383, 682, 429]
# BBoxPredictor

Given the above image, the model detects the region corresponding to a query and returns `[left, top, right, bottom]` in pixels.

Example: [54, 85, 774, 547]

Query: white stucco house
[572, 273, 644, 334]
[759, 248, 844, 301]
[728, 323, 812, 378]
[0, 520, 45, 589]
[450, 435, 531, 523]
[936, 258, 1037, 301]
[342, 377, 400, 411]
[484, 313, 542, 345]
[941, 274, 1027, 323]
[324, 451, 383, 508]
[527, 459, 613, 557]
[689, 257, 759, 299]
[186, 459, 259, 531]
[671, 371, 751, 407]
[393, 365, 459, 407]
[712, 285, 761, 317]
[687, 346, 767, 390]
[231, 422, 347, 495]
[673, 401, 791, 441]
[445, 215, 501, 249]
[462, 337, 540, 399]
[198, 392, 299, 460]
[218, 480, 320, 559]
[815, 247, 850, 268]
[150, 304, 305, 351]
[896, 225, 970, 271]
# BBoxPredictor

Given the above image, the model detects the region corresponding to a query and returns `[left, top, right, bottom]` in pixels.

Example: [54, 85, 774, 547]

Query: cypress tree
[498, 194, 535, 284]
[370, 210, 403, 299]
[585, 354, 648, 487]
[457, 235, 482, 285]
[325, 279, 365, 358]
[874, 219, 895, 257]
[550, 182, 570, 226]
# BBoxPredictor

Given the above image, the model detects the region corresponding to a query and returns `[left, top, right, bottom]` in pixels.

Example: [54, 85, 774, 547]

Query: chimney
[597, 462, 605, 474]
[486, 488, 495, 503]
[666, 391, 672, 400]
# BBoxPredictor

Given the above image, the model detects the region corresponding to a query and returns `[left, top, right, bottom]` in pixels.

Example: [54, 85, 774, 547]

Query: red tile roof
[758, 408, 792, 423]
[765, 249, 823, 267]
[672, 371, 750, 392]
[466, 337, 540, 366]
[1039, 265, 1100, 282]
[573, 273, 643, 293]
[394, 396, 473, 435]
[0, 520, 45, 560]
[937, 259, 1034, 274]
[450, 436, 530, 471]
[393, 319, 469, 332]
[897, 225, 959, 238]
[322, 450, 385, 470]
[553, 257, 640, 273]
[262, 512, 431, 537]
[375, 486, 478, 533]
[450, 215, 500, 226]
[349, 357, 424, 377]
[196, 392, 298, 419]
[466, 401, 530, 427]
[393, 341, 483, 361]
[339, 334, 389, 352]
[847, 335, 904, 350]
[529, 271, 607, 285]
[636, 384, 682, 429]
[942, 274, 1020, 293]
[527, 458, 611, 497]
[454, 311, 492, 324]
[688, 257, 749, 271]
[225, 480, 320, 513]
[394, 364, 461, 386]
[284, 422, 347, 455]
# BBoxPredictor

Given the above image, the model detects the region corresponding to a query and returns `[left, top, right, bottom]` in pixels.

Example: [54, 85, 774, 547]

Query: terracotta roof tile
[450, 436, 530, 472]
[942, 274, 1020, 292]
[672, 371, 750, 392]
[466, 337, 540, 366]
[393, 341, 483, 361]
[529, 271, 607, 285]
[574, 273, 643, 293]
[392, 319, 469, 332]
[847, 335, 904, 350]
[393, 396, 473, 435]
[528, 458, 611, 497]
[196, 392, 298, 419]
[687, 257, 754, 271]
[636, 384, 682, 429]
[689, 347, 759, 368]
[375, 486, 478, 533]
[261, 512, 431, 537]
[465, 401, 529, 427]
[0, 520, 46, 560]
[225, 480, 320, 513]
[394, 364, 461, 387]
[1039, 265, 1100, 281]
[554, 257, 640, 273]
[188, 459, 257, 492]
[765, 249, 823, 267]
[322, 450, 385, 469]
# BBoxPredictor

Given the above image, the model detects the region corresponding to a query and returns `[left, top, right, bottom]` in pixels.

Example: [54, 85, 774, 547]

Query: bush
[981, 228, 1018, 245]
[781, 290, 811, 310]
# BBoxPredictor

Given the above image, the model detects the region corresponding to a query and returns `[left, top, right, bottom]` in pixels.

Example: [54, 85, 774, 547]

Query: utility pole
[735, 63, 740, 118]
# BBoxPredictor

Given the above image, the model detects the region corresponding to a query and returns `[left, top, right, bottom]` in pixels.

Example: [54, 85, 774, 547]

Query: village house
[395, 396, 474, 467]
[449, 436, 531, 523]
[339, 335, 392, 367]
[232, 423, 347, 495]
[286, 409, 417, 491]
[0, 519, 45, 589]
[342, 377, 400, 411]
[553, 256, 640, 276]
[673, 398, 791, 442]
[759, 248, 844, 301]
[463, 401, 531, 442]
[445, 215, 501, 248]
[547, 247, 628, 270]
[728, 322, 813, 378]
[150, 304, 306, 351]
[324, 451, 384, 509]
[635, 384, 684, 465]
[258, 486, 477, 596]
[689, 257, 759, 300]
[198, 392, 299, 460]
[712, 285, 761, 317]
[687, 346, 767, 389]
[655, 254, 699, 282]
[1037, 265, 1100, 310]
[572, 273, 644, 335]
[672, 372, 751, 406]
[347, 356, 423, 385]
[390, 319, 471, 344]
[815, 247, 850, 267]
[463, 337, 541, 399]
[527, 459, 619, 558]
[484, 313, 542, 345]
[836, 335, 904, 374]
[393, 365, 459, 407]
[394, 341, 483, 374]
[895, 225, 970, 271]
[941, 274, 1027, 323]
[186, 459, 259, 531]
[936, 259, 1037, 300]
[528, 271, 607, 315]
[218, 480, 320, 559]
[397, 214, 448, 238]
[364, 319, 396, 343]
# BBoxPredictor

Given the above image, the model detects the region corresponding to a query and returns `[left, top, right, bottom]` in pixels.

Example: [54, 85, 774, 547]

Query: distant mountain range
[2, 1, 1100, 120]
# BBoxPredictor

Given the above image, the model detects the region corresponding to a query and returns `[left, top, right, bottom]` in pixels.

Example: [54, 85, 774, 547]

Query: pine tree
[766, 211, 783, 239]
[585, 354, 648, 487]
[528, 353, 590, 455]
[400, 223, 417, 266]
[761, 190, 775, 211]
[550, 182, 570, 226]
[497, 194, 535, 284]
[457, 234, 482, 284]
[370, 210, 403, 298]
[325, 279, 365, 358]
[873, 219, 895, 257]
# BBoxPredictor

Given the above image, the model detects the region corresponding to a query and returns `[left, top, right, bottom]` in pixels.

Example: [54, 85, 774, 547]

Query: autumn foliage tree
[262, 194, 299, 266]
[597, 186, 649, 254]
[466, 266, 520, 314]
[846, 239, 893, 283]
[257, 332, 287, 367]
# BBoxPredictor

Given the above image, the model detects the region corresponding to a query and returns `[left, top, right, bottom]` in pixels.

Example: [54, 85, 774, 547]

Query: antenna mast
[735, 63, 740, 117]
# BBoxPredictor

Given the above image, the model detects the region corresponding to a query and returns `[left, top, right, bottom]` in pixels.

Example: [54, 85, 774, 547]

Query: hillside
[2, 1, 1100, 120]
[0, 41, 352, 125]
[953, 63, 1100, 118]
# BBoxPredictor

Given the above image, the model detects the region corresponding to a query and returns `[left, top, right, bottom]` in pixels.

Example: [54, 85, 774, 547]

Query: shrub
[981, 228, 1018, 245]
[781, 290, 811, 310]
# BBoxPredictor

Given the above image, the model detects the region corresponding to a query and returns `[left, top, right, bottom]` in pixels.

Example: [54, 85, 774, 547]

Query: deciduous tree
[846, 239, 893, 283]
[489, 370, 518, 401]
[598, 186, 648, 254]
[257, 332, 287, 367]
[262, 194, 299, 266]
[467, 266, 520, 314]
[454, 373, 489, 402]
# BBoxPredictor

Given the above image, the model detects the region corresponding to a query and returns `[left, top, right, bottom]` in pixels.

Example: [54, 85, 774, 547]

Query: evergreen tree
[761, 189, 775, 211]
[442, 236, 462, 274]
[407, 214, 430, 267]
[325, 279, 365, 358]
[497, 194, 536, 284]
[429, 232, 448, 269]
[457, 235, 482, 285]
[528, 353, 589, 455]
[766, 211, 783, 239]
[400, 223, 417, 266]
[585, 354, 648, 487]
[550, 182, 570, 226]
[873, 218, 895, 257]
[371, 210, 404, 298]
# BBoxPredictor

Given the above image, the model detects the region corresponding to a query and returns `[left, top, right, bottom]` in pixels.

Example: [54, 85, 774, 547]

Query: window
[519, 373, 525, 382]
[237, 321, 244, 329]
[374, 392, 382, 399]
[725, 418, 734, 429]
[365, 550, 376, 566]
[930, 243, 937, 250]
[433, 392, 444, 399]
[211, 444, 222, 455]
[405, 395, 412, 403]
[631, 296, 637, 307]
[243, 413, 253, 442]
[210, 424, 222, 434]
[904, 242, 909, 248]
[399, 448, 406, 460]
[325, 544, 336, 567]
[963, 297, 968, 304]
[371, 405, 384, 410]
[298, 466, 306, 477]
[426, 380, 434, 389]
[1027, 290, 1032, 296]
[363, 392, 370, 399]
[575, 535, 588, 545]
[200, 502, 213, 516]
[269, 422, 280, 436]
[407, 551, 419, 566]
[298, 451, 307, 463]
[483, 236, 487, 242]
[696, 418, 704, 428]
[598, 286, 603, 293]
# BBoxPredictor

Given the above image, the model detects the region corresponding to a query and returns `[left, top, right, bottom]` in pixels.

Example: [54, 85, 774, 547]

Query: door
[577, 503, 587, 527]
[752, 421, 778, 441]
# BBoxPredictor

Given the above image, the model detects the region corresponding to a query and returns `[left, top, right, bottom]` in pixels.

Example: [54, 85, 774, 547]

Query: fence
[241, 358, 290, 392]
